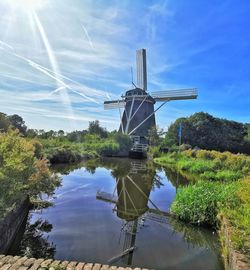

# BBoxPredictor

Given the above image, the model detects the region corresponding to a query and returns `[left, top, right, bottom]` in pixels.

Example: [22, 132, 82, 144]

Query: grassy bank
[0, 112, 133, 164]
[155, 149, 250, 257]
[37, 133, 132, 164]
[39, 137, 118, 163]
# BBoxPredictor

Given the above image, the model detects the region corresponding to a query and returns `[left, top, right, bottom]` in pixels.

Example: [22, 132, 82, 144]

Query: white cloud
[0, 0, 206, 130]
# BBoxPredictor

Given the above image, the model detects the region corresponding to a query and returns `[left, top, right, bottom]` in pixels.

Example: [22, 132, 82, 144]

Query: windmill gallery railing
[131, 143, 148, 152]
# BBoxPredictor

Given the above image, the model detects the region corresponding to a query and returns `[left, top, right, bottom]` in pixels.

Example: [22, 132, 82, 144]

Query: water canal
[12, 158, 224, 269]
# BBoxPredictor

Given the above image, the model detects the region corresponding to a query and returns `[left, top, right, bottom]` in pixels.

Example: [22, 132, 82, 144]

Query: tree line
[164, 112, 250, 154]
[0, 112, 110, 141]
[0, 112, 133, 162]
[1, 111, 249, 155]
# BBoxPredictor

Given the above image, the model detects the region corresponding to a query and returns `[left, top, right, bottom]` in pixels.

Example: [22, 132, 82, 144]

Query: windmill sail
[136, 49, 147, 91]
[151, 88, 198, 101]
[104, 100, 125, 110]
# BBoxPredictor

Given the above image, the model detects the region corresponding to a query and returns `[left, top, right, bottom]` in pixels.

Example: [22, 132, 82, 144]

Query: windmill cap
[125, 88, 147, 96]
[123, 88, 155, 104]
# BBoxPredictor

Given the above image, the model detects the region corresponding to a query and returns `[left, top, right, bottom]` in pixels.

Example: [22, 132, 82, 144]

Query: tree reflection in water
[17, 217, 56, 259]
[169, 217, 220, 251]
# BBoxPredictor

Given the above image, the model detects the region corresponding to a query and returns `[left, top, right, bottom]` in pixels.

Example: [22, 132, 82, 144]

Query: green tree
[57, 130, 65, 137]
[67, 130, 86, 142]
[26, 129, 38, 138]
[147, 126, 164, 146]
[164, 112, 249, 154]
[8, 114, 27, 134]
[245, 124, 250, 141]
[0, 112, 11, 132]
[88, 120, 108, 138]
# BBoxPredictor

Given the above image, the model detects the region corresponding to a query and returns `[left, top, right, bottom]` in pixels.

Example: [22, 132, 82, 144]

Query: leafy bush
[148, 146, 161, 158]
[0, 130, 60, 216]
[113, 133, 132, 153]
[48, 148, 82, 164]
[98, 141, 119, 156]
[179, 143, 192, 151]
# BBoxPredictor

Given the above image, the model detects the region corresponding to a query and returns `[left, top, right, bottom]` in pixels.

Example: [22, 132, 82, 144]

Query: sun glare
[5, 0, 47, 12]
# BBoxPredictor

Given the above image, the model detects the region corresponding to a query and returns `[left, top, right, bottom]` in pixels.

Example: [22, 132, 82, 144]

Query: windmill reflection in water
[96, 160, 169, 266]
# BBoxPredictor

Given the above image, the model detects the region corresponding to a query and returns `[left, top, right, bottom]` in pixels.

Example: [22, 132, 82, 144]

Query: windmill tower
[104, 49, 198, 149]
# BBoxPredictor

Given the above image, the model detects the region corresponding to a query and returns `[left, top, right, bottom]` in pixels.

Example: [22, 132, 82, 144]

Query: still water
[19, 158, 224, 270]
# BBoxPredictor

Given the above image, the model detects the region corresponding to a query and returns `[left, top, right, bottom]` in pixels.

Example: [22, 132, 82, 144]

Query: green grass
[155, 149, 250, 256]
[171, 181, 239, 227]
[221, 177, 250, 255]
[155, 149, 250, 182]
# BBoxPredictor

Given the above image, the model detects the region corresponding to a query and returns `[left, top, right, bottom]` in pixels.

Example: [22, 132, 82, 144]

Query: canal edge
[0, 255, 153, 270]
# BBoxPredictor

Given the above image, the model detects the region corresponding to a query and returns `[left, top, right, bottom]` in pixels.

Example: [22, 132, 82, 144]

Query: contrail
[46, 183, 92, 202]
[0, 72, 49, 86]
[105, 91, 111, 100]
[29, 61, 99, 103]
[32, 11, 60, 84]
[0, 39, 99, 104]
[81, 24, 94, 49]
[0, 40, 14, 50]
[28, 12, 39, 48]
[49, 85, 96, 102]
[32, 9, 76, 127]
[49, 86, 66, 95]
[29, 60, 67, 87]
[28, 61, 98, 103]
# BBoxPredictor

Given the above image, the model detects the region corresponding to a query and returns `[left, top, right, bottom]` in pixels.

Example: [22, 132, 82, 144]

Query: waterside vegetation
[0, 112, 132, 163]
[0, 130, 60, 217]
[0, 112, 133, 221]
[155, 149, 250, 257]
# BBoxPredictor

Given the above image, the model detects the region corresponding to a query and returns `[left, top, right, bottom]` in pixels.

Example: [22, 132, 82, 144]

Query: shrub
[179, 143, 192, 151]
[48, 148, 82, 164]
[148, 146, 161, 158]
[113, 133, 132, 152]
[98, 141, 119, 156]
[0, 130, 60, 215]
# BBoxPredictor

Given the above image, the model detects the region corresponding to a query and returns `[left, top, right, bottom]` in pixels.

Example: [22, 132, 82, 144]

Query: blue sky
[0, 0, 249, 131]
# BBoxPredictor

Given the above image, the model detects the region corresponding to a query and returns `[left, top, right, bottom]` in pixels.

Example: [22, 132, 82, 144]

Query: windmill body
[104, 49, 198, 152]
[119, 88, 156, 144]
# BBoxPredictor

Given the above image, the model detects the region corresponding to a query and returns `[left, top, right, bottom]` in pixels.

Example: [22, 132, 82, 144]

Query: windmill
[96, 159, 170, 266]
[104, 49, 198, 150]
